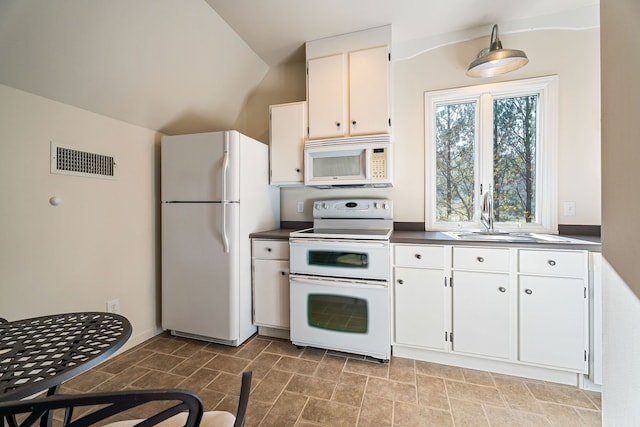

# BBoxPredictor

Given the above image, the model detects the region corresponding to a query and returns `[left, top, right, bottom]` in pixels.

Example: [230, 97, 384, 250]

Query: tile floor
[63, 333, 602, 427]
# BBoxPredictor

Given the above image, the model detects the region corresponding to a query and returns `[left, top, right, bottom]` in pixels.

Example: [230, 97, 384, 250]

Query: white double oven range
[289, 198, 393, 361]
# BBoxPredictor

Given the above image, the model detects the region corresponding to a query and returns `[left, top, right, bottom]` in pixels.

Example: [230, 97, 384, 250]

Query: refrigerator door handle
[222, 202, 230, 253]
[221, 133, 231, 253]
[222, 133, 230, 202]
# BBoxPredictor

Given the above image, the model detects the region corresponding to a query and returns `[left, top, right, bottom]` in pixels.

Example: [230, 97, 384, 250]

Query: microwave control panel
[371, 148, 388, 179]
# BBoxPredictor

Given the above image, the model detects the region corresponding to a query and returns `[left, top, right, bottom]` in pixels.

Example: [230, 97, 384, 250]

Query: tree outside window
[425, 76, 558, 232]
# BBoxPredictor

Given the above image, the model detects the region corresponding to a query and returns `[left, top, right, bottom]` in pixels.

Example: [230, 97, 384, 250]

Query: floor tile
[445, 380, 505, 407]
[83, 333, 601, 427]
[394, 401, 454, 426]
[526, 382, 598, 409]
[300, 397, 359, 427]
[483, 404, 552, 427]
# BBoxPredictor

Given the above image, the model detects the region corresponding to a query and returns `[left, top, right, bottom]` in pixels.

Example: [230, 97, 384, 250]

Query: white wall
[280, 28, 601, 226]
[601, 260, 640, 425]
[0, 84, 160, 349]
[600, 0, 640, 424]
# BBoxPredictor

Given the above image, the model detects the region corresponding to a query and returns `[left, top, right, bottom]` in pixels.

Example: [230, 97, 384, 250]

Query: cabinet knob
[477, 257, 485, 263]
[525, 288, 533, 295]
[280, 271, 286, 276]
[397, 279, 404, 285]
[415, 254, 422, 260]
[498, 286, 506, 293]
[352, 120, 357, 126]
[266, 247, 272, 252]
[336, 122, 341, 128]
[295, 168, 300, 173]
[548, 260, 556, 266]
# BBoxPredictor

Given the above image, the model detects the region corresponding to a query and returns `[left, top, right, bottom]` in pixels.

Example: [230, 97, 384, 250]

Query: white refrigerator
[161, 130, 280, 346]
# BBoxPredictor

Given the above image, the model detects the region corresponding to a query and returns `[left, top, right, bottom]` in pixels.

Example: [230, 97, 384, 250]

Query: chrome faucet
[480, 184, 494, 233]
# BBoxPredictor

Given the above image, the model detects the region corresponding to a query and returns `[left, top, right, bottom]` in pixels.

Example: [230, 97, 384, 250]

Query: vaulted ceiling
[0, 0, 598, 135]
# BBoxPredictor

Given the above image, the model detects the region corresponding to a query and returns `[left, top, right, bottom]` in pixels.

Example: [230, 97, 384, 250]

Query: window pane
[493, 95, 538, 223]
[435, 102, 476, 222]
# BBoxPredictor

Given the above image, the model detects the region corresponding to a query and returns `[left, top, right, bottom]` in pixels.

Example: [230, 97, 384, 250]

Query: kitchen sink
[443, 231, 572, 243]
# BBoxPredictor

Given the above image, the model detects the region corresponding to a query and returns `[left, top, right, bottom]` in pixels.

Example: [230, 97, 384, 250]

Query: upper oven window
[308, 250, 368, 268]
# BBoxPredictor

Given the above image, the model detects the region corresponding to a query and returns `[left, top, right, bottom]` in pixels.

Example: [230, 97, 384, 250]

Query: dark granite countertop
[250, 227, 601, 252]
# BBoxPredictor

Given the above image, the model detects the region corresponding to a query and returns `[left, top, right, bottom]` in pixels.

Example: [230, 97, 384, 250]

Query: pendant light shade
[467, 24, 528, 77]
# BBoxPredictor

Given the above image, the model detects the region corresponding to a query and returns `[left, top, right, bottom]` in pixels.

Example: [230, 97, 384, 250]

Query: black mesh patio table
[0, 312, 131, 402]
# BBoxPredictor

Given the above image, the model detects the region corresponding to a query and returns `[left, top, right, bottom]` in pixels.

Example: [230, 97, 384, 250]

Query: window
[425, 76, 558, 232]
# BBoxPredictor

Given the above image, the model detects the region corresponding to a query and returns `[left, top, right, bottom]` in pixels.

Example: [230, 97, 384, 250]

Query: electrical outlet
[106, 298, 120, 314]
[563, 201, 576, 217]
[297, 201, 304, 213]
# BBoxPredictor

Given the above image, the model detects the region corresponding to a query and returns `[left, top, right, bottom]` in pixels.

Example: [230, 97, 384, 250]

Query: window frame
[424, 76, 559, 233]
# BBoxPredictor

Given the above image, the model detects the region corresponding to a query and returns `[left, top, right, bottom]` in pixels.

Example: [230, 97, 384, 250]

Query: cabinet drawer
[453, 247, 510, 271]
[394, 245, 444, 268]
[519, 250, 586, 276]
[252, 240, 289, 260]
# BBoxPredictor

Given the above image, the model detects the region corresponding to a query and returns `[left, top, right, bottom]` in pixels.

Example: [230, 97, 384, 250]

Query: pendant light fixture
[467, 24, 528, 77]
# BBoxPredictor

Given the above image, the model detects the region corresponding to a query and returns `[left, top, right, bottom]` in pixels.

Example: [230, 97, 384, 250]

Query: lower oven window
[307, 294, 368, 333]
[308, 251, 368, 268]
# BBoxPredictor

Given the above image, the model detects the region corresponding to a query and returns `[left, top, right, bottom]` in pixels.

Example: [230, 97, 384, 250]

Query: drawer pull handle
[477, 257, 484, 263]
[548, 260, 556, 266]
[415, 254, 422, 260]
[498, 286, 506, 293]
[397, 279, 404, 285]
[525, 288, 533, 295]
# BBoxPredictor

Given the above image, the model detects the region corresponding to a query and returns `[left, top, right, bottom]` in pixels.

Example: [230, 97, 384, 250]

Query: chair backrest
[0, 389, 203, 427]
[233, 370, 252, 427]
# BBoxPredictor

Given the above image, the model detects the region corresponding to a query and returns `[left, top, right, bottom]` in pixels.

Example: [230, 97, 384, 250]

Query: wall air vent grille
[50, 142, 116, 179]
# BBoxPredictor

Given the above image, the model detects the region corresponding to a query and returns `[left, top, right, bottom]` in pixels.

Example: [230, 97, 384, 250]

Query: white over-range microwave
[303, 135, 393, 188]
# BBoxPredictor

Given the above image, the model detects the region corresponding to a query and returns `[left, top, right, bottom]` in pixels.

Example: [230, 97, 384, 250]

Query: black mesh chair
[0, 371, 252, 427]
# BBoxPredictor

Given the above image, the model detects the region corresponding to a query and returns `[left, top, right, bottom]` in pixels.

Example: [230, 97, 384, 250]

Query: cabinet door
[349, 45, 390, 136]
[269, 102, 306, 185]
[519, 275, 587, 371]
[394, 268, 447, 351]
[307, 54, 346, 139]
[253, 260, 290, 329]
[452, 271, 511, 359]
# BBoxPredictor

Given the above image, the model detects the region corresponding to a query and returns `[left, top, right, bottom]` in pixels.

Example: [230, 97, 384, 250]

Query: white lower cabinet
[392, 243, 591, 378]
[394, 267, 447, 351]
[518, 249, 588, 371]
[253, 259, 290, 328]
[252, 239, 290, 335]
[452, 271, 511, 359]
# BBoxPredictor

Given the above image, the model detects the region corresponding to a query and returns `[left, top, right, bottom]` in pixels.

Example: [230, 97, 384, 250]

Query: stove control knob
[314, 203, 320, 210]
[383, 202, 390, 210]
[322, 203, 328, 210]
[374, 202, 380, 209]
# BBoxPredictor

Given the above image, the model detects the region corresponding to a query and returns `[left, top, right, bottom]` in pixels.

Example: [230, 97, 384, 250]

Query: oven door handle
[290, 274, 388, 289]
[289, 238, 389, 247]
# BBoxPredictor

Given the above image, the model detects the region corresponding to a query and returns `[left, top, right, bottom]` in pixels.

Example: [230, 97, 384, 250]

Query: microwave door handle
[365, 148, 372, 179]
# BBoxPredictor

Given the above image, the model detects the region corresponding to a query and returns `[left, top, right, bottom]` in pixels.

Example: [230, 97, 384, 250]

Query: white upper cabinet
[348, 45, 390, 136]
[306, 26, 391, 140]
[269, 101, 306, 186]
[307, 54, 347, 139]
